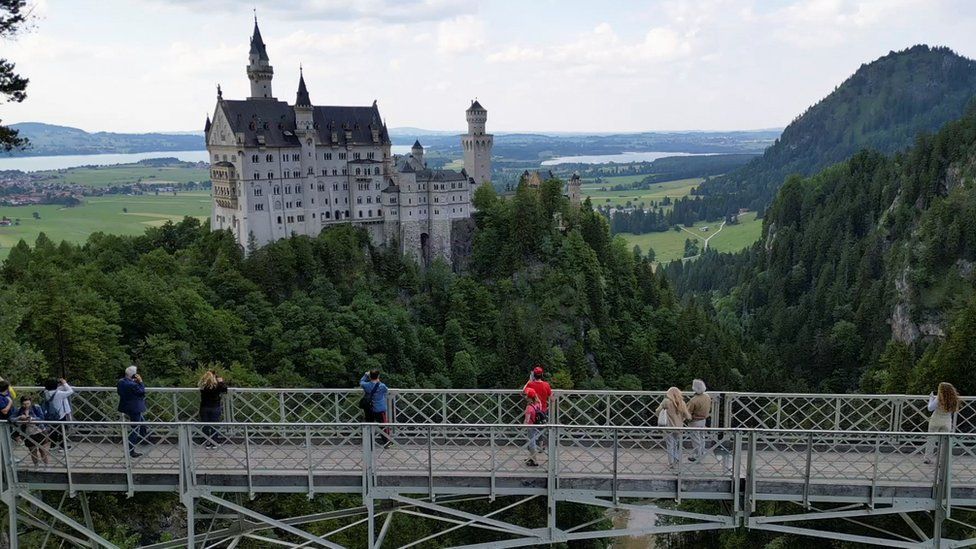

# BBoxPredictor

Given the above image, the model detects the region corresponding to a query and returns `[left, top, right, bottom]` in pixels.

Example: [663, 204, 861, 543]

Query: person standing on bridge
[925, 382, 961, 464]
[524, 388, 546, 467]
[655, 387, 691, 468]
[523, 366, 552, 413]
[0, 380, 14, 421]
[199, 370, 228, 449]
[686, 379, 710, 463]
[118, 365, 148, 458]
[14, 395, 50, 467]
[360, 370, 390, 446]
[41, 377, 75, 452]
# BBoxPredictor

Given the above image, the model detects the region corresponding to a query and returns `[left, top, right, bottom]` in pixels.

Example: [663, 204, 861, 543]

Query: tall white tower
[246, 19, 274, 100]
[462, 100, 493, 186]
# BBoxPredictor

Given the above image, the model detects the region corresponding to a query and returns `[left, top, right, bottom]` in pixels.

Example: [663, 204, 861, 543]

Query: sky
[3, 0, 976, 134]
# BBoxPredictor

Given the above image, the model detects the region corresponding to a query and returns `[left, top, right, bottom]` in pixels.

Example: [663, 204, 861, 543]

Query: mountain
[694, 45, 976, 216]
[4, 122, 204, 157]
[667, 103, 976, 394]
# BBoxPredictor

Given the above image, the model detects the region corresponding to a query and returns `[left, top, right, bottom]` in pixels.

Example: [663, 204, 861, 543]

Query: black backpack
[532, 404, 548, 425]
[360, 382, 380, 414]
[39, 395, 60, 421]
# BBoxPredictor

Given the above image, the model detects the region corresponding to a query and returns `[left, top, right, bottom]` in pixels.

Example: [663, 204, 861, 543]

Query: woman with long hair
[199, 370, 228, 449]
[925, 382, 961, 464]
[655, 386, 692, 468]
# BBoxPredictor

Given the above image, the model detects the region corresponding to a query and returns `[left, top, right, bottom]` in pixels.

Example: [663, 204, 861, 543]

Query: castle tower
[294, 68, 313, 130]
[411, 140, 424, 165]
[462, 100, 493, 186]
[246, 18, 275, 100]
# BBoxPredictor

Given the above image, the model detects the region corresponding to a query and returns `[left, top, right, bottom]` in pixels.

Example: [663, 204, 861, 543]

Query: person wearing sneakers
[524, 388, 546, 467]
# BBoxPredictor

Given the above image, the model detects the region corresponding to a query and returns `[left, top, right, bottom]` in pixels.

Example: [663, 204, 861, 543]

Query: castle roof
[467, 100, 485, 112]
[250, 21, 269, 61]
[217, 99, 391, 148]
[414, 167, 468, 182]
[412, 139, 423, 149]
[295, 71, 311, 107]
[381, 179, 400, 193]
[204, 114, 211, 135]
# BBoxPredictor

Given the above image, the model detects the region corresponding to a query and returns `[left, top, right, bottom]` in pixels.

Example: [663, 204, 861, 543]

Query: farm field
[33, 163, 209, 188]
[0, 192, 211, 257]
[583, 177, 703, 208]
[620, 212, 763, 263]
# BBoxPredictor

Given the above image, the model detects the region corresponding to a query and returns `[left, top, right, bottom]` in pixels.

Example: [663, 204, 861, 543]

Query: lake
[541, 151, 714, 165]
[0, 145, 415, 172]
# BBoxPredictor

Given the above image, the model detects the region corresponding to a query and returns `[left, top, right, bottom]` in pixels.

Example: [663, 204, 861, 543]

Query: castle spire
[249, 17, 269, 61]
[295, 66, 311, 107]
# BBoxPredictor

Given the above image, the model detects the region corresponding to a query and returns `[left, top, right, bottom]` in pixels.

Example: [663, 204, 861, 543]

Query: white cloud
[154, 0, 475, 23]
[436, 15, 485, 55]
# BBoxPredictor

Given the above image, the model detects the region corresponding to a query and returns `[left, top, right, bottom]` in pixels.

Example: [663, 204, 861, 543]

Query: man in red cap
[523, 365, 553, 412]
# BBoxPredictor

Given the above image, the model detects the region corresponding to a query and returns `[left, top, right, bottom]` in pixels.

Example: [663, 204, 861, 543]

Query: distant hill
[696, 45, 976, 213]
[4, 122, 204, 157]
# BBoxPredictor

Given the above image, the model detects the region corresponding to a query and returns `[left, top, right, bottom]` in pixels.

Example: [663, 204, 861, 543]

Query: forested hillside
[682, 45, 976, 221]
[0, 178, 750, 545]
[667, 104, 976, 394]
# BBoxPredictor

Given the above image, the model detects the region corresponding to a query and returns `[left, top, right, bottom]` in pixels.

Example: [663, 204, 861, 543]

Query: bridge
[3, 388, 976, 548]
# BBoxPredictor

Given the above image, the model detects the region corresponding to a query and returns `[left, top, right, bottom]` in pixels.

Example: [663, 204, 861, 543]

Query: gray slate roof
[467, 100, 485, 112]
[295, 73, 311, 107]
[218, 99, 391, 148]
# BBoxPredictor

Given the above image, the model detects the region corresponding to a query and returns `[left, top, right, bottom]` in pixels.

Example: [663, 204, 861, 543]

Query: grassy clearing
[33, 164, 210, 188]
[582, 174, 650, 186]
[619, 212, 763, 263]
[583, 177, 702, 208]
[0, 192, 211, 256]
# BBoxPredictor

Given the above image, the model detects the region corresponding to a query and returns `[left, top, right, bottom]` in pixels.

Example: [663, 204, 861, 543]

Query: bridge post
[0, 424, 18, 549]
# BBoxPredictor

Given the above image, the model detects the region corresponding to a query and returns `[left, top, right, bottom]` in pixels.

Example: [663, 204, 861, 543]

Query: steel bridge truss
[6, 420, 976, 547]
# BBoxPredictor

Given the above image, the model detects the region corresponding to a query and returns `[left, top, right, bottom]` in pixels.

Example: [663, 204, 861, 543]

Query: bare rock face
[889, 267, 920, 344]
[451, 217, 476, 272]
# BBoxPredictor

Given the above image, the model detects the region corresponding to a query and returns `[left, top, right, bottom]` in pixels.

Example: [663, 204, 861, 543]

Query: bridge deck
[8, 424, 976, 506]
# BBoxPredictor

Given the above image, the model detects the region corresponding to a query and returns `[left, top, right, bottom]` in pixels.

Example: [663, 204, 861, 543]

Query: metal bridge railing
[3, 421, 976, 507]
[11, 387, 976, 432]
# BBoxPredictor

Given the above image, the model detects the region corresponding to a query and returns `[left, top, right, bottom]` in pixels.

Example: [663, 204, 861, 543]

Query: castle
[205, 20, 493, 265]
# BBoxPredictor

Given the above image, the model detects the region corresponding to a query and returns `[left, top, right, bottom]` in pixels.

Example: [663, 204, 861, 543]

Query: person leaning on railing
[360, 370, 391, 447]
[925, 382, 961, 464]
[41, 377, 74, 452]
[13, 395, 50, 467]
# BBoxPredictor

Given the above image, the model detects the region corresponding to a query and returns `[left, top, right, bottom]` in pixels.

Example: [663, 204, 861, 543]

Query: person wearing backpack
[655, 386, 691, 469]
[14, 395, 50, 467]
[360, 370, 390, 446]
[0, 380, 13, 421]
[41, 377, 74, 452]
[524, 388, 546, 467]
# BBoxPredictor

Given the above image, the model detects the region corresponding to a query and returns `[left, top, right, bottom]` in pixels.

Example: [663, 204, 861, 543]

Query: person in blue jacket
[360, 370, 390, 445]
[117, 365, 147, 458]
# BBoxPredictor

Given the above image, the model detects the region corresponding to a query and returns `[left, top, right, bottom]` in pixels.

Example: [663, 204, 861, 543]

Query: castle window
[292, 154, 300, 161]
[368, 210, 373, 217]
[345, 210, 350, 217]
[374, 168, 380, 175]
[317, 184, 325, 191]
[342, 183, 348, 190]
[434, 197, 439, 203]
[322, 169, 327, 176]
[267, 172, 274, 179]
[286, 202, 293, 209]
[312, 213, 315, 219]
[333, 184, 339, 191]
[325, 211, 331, 219]
[325, 198, 329, 204]
[252, 155, 259, 163]
[435, 209, 439, 215]
[277, 216, 282, 224]
[339, 153, 347, 160]
[366, 196, 372, 204]
[255, 204, 264, 211]
[367, 152, 374, 159]
[357, 197, 362, 204]
[285, 186, 292, 194]
[273, 186, 280, 195]
[353, 153, 361, 160]
[254, 172, 260, 180]
[342, 169, 347, 175]
[297, 215, 305, 222]
[325, 153, 332, 160]
[355, 168, 361, 175]
[358, 211, 363, 218]
[254, 188, 263, 196]
[308, 167, 313, 175]
[332, 169, 338, 175]
[287, 216, 294, 223]
[296, 201, 303, 207]
[266, 154, 273, 162]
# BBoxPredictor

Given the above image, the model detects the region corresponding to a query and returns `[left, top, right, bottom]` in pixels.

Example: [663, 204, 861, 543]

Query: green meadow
[620, 212, 763, 263]
[583, 177, 703, 208]
[0, 192, 211, 256]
